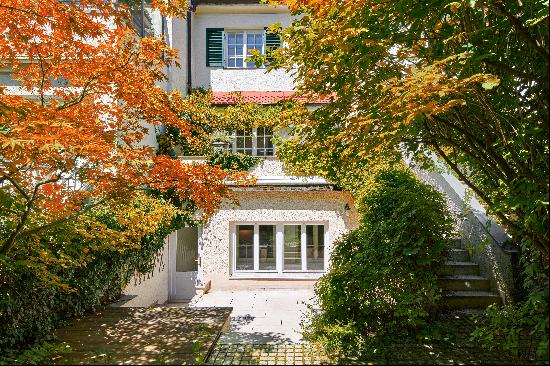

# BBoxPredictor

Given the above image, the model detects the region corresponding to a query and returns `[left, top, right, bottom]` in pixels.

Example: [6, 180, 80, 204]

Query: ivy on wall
[156, 88, 310, 157]
[207, 151, 262, 172]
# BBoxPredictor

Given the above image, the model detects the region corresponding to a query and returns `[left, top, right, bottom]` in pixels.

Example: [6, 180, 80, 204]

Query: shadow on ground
[50, 307, 231, 365]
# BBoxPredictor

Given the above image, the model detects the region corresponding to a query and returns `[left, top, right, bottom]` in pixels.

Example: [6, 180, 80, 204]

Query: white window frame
[225, 30, 265, 69]
[231, 127, 274, 156]
[231, 222, 328, 278]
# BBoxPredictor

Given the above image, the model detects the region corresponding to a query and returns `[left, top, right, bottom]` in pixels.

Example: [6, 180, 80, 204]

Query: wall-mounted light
[344, 203, 351, 217]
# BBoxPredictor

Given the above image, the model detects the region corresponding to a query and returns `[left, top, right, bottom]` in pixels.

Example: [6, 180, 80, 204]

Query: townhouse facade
[124, 0, 513, 307]
[156, 0, 359, 302]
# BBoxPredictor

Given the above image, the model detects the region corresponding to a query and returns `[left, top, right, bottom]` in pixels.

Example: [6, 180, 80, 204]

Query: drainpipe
[140, 0, 145, 38]
[186, 5, 192, 93]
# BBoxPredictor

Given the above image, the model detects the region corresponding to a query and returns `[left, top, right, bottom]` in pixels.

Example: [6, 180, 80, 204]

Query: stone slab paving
[51, 306, 232, 365]
[190, 288, 316, 344]
[190, 288, 329, 364]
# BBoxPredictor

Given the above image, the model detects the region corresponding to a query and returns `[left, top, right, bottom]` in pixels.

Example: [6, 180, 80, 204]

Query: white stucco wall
[249, 157, 287, 176]
[198, 190, 359, 290]
[170, 16, 188, 94]
[209, 68, 295, 92]
[180, 156, 290, 177]
[119, 239, 170, 307]
[190, 6, 296, 91]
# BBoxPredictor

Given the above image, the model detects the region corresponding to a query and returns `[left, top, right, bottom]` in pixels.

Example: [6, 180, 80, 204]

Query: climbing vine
[156, 88, 310, 157]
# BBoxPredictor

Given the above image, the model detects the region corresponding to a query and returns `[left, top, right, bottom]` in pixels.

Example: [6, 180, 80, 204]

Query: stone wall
[199, 190, 359, 290]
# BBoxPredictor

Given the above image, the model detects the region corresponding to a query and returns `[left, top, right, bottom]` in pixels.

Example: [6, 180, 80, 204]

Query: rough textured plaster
[198, 190, 359, 290]
[249, 158, 288, 176]
[209, 68, 296, 92]
[191, 12, 295, 91]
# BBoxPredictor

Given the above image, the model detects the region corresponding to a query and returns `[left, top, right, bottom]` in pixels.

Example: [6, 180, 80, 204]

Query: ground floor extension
[169, 189, 358, 300]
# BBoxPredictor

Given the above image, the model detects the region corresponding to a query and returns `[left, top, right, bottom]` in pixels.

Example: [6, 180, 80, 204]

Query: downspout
[140, 0, 145, 38]
[186, 4, 192, 93]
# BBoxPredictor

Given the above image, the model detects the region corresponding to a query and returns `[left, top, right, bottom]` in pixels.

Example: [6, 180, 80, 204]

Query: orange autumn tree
[0, 0, 246, 254]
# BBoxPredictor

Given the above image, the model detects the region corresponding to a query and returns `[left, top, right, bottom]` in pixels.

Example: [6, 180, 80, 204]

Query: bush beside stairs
[438, 239, 502, 309]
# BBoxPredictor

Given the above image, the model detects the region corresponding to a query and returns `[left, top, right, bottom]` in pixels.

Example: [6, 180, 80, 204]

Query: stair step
[438, 261, 480, 276]
[450, 237, 462, 248]
[442, 291, 502, 309]
[446, 249, 469, 262]
[438, 275, 490, 291]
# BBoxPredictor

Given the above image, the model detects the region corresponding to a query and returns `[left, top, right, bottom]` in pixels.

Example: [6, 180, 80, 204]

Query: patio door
[233, 223, 327, 276]
[171, 227, 199, 300]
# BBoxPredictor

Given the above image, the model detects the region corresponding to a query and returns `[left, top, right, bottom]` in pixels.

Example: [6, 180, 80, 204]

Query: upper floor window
[226, 31, 264, 69]
[206, 28, 281, 68]
[232, 127, 274, 156]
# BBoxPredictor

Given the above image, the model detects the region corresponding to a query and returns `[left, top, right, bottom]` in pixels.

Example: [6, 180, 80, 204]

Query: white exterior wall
[190, 5, 295, 91]
[249, 157, 287, 176]
[198, 190, 359, 290]
[119, 238, 170, 307]
[170, 16, 189, 94]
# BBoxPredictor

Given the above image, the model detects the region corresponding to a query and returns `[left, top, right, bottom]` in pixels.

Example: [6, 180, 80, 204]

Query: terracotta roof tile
[211, 91, 330, 105]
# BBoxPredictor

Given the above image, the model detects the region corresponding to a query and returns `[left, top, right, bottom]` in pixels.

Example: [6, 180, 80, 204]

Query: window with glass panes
[233, 223, 326, 275]
[232, 128, 274, 156]
[256, 127, 274, 156]
[226, 31, 264, 69]
[233, 129, 253, 155]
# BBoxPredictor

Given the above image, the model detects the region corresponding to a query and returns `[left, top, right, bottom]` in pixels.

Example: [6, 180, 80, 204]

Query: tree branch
[488, 1, 549, 61]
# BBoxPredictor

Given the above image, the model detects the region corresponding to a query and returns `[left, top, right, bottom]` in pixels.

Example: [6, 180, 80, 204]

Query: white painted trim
[276, 224, 283, 274]
[300, 223, 307, 271]
[225, 30, 265, 69]
[196, 226, 204, 287]
[231, 221, 328, 278]
[253, 223, 259, 271]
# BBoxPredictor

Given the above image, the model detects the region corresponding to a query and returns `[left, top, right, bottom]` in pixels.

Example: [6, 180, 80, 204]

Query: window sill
[230, 272, 324, 280]
[222, 67, 267, 70]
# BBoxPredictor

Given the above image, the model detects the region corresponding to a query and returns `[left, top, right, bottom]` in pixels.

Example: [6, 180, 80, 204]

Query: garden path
[190, 288, 329, 365]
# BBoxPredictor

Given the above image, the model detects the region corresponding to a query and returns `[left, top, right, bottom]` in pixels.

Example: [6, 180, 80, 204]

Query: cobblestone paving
[207, 343, 328, 365]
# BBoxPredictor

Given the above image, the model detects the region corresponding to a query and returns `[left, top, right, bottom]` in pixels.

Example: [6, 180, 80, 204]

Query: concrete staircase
[438, 240, 502, 309]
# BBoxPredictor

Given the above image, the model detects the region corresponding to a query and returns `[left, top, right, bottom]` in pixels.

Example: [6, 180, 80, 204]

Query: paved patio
[51, 307, 232, 365]
[190, 288, 317, 344]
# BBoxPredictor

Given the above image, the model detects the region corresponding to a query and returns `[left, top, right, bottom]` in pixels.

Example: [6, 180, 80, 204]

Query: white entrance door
[170, 227, 199, 300]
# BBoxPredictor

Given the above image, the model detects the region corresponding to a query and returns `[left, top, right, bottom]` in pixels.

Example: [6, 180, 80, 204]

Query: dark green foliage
[0, 341, 71, 365]
[207, 151, 261, 172]
[304, 168, 454, 356]
[0, 201, 184, 356]
[471, 249, 549, 361]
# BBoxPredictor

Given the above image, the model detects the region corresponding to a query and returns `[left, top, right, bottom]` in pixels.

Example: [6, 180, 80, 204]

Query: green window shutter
[206, 28, 224, 67]
[264, 27, 281, 62]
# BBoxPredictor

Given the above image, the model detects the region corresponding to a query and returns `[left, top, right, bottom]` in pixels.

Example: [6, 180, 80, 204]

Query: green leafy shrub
[304, 168, 454, 357]
[0, 342, 71, 365]
[207, 151, 261, 172]
[0, 195, 185, 356]
[471, 250, 549, 362]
